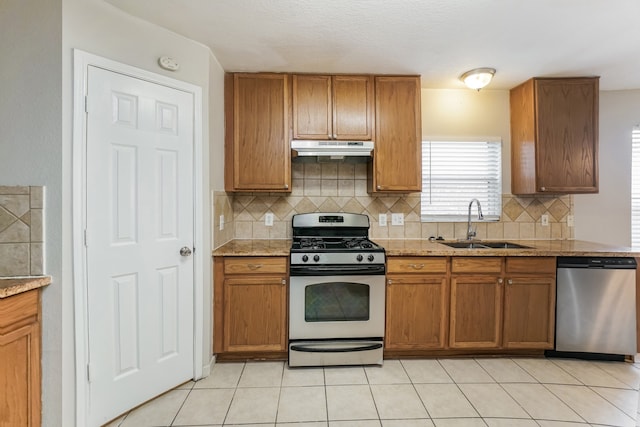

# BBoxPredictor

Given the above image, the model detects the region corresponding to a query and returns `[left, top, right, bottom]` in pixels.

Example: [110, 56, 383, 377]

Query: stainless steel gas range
[288, 212, 386, 367]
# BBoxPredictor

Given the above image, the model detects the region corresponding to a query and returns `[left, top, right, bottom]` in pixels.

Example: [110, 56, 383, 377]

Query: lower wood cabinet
[502, 257, 556, 349]
[0, 289, 41, 427]
[386, 255, 557, 355]
[385, 257, 448, 350]
[214, 256, 288, 356]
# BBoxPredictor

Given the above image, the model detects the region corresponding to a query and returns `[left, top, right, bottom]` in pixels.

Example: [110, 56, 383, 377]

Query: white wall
[58, 1, 213, 425]
[0, 0, 64, 422]
[422, 88, 512, 193]
[574, 90, 640, 246]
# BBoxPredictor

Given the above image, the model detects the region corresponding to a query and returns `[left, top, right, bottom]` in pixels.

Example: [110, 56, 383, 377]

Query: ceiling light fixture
[460, 67, 496, 90]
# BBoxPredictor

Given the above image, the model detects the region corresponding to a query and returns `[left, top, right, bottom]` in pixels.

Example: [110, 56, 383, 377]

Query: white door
[85, 65, 195, 426]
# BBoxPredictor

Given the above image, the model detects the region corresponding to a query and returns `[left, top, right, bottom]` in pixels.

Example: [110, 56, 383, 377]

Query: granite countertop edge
[212, 238, 640, 258]
[0, 276, 52, 299]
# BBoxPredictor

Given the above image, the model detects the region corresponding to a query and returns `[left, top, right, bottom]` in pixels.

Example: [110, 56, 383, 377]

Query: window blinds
[631, 127, 640, 247]
[421, 140, 502, 222]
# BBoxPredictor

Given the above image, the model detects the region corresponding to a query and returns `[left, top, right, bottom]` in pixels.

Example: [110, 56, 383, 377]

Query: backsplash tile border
[0, 186, 45, 276]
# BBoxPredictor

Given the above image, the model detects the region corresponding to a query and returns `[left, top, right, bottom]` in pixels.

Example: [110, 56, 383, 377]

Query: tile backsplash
[0, 186, 44, 276]
[213, 163, 574, 247]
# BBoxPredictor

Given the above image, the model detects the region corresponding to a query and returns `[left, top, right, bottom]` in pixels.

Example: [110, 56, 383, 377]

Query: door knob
[180, 246, 193, 257]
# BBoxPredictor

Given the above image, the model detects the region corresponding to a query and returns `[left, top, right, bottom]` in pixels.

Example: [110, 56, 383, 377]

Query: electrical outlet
[379, 213, 387, 227]
[265, 212, 274, 227]
[567, 215, 574, 227]
[219, 215, 224, 231]
[391, 213, 404, 226]
[541, 214, 549, 226]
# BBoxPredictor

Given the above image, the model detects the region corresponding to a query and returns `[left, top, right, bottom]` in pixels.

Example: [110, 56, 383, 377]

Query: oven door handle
[290, 342, 383, 353]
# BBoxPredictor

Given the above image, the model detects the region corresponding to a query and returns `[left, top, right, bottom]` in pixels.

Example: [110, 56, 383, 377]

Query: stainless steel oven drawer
[288, 339, 383, 367]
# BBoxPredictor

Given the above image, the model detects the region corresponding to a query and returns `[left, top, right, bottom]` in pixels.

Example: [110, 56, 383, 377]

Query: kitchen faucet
[467, 198, 484, 240]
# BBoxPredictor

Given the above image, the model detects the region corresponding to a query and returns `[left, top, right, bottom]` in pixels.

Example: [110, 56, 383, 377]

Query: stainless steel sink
[441, 241, 532, 249]
[481, 242, 532, 249]
[441, 241, 492, 249]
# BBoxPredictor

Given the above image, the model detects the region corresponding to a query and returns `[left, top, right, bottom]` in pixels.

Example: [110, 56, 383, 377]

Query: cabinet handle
[387, 279, 393, 285]
[247, 264, 263, 270]
[377, 185, 382, 190]
[281, 279, 286, 285]
[284, 184, 289, 189]
[507, 279, 513, 285]
[541, 186, 546, 191]
[409, 263, 425, 270]
[498, 278, 504, 284]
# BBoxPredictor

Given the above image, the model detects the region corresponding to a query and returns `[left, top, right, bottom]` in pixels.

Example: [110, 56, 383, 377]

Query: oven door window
[305, 282, 369, 322]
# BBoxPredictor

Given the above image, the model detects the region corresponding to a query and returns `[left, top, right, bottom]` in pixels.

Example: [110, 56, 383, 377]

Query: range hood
[291, 140, 373, 162]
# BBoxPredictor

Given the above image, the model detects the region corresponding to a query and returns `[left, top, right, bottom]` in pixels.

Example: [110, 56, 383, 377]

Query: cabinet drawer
[452, 257, 503, 273]
[224, 257, 287, 275]
[506, 257, 556, 274]
[387, 257, 447, 274]
[0, 289, 39, 330]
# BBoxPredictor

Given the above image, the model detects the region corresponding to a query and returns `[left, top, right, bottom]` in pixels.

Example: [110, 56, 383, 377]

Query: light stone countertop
[213, 238, 640, 258]
[0, 276, 51, 298]
[213, 239, 292, 256]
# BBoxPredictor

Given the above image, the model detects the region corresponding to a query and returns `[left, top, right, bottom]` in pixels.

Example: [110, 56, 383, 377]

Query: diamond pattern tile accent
[548, 199, 570, 221]
[503, 198, 524, 221]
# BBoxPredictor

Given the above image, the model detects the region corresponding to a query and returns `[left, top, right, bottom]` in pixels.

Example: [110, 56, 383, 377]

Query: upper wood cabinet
[292, 74, 374, 140]
[370, 76, 422, 193]
[510, 77, 599, 195]
[224, 73, 291, 192]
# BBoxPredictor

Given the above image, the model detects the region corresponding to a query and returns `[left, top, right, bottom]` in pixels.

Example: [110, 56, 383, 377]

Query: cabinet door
[293, 75, 332, 140]
[385, 275, 448, 350]
[293, 75, 373, 140]
[223, 276, 287, 352]
[332, 75, 373, 140]
[372, 76, 422, 192]
[226, 73, 291, 191]
[0, 322, 40, 427]
[503, 276, 556, 349]
[450, 275, 503, 348]
[535, 78, 598, 193]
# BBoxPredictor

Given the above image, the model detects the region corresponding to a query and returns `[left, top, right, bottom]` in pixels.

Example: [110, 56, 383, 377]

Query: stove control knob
[356, 254, 363, 262]
[302, 255, 309, 262]
[367, 254, 375, 262]
[313, 254, 320, 262]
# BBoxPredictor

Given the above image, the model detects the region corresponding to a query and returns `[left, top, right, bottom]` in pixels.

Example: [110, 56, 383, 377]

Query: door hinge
[84, 95, 88, 113]
[84, 229, 88, 247]
[87, 363, 93, 382]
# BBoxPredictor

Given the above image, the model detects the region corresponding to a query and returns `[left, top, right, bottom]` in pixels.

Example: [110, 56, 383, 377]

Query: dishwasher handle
[557, 256, 637, 269]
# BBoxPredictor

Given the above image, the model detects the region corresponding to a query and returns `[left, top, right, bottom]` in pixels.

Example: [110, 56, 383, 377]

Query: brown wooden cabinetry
[214, 257, 288, 356]
[503, 257, 556, 349]
[510, 77, 599, 195]
[449, 257, 504, 349]
[371, 76, 422, 193]
[0, 289, 41, 427]
[224, 73, 291, 192]
[385, 257, 448, 350]
[292, 74, 373, 140]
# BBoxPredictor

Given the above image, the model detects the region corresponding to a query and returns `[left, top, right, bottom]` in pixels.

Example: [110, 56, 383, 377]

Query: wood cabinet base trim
[384, 349, 546, 359]
[215, 352, 287, 362]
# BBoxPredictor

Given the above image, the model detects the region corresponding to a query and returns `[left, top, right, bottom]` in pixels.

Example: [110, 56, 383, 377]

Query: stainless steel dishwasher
[554, 256, 637, 358]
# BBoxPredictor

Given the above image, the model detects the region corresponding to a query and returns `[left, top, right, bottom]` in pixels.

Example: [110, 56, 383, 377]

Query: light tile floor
[105, 357, 640, 427]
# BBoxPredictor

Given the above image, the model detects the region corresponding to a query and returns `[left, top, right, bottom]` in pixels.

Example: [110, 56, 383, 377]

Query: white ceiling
[104, 0, 640, 90]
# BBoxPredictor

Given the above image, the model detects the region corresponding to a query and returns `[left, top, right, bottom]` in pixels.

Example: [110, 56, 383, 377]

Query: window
[421, 139, 502, 222]
[631, 127, 640, 247]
